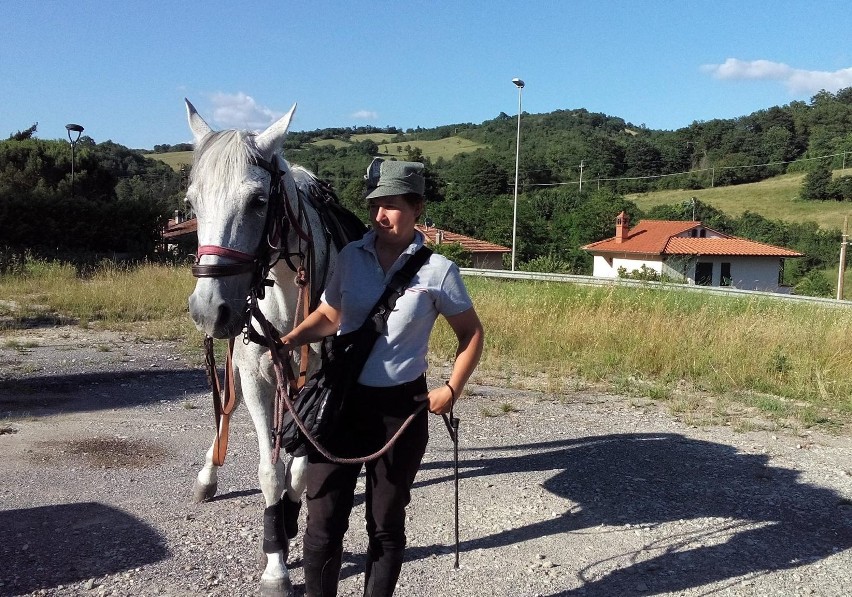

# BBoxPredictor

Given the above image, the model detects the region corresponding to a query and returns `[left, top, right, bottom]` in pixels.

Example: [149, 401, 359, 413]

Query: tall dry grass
[431, 277, 852, 423]
[3, 262, 851, 425]
[0, 260, 196, 339]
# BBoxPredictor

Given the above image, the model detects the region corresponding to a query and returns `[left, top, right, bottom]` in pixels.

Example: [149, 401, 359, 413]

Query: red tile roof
[583, 219, 802, 257]
[664, 237, 802, 257]
[162, 218, 197, 239]
[416, 225, 509, 253]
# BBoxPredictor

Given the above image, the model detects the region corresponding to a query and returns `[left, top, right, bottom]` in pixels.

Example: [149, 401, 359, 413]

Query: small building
[582, 212, 803, 293]
[416, 225, 509, 269]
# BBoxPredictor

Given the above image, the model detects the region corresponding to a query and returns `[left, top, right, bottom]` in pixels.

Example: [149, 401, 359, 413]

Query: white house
[582, 212, 803, 293]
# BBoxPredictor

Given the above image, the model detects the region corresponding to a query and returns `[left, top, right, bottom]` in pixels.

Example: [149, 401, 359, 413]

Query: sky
[3, 0, 852, 150]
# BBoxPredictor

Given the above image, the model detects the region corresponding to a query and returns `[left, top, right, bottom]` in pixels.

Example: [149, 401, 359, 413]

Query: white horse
[184, 99, 363, 596]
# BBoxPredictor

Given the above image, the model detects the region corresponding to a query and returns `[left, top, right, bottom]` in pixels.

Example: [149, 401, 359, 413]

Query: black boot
[303, 545, 343, 597]
[281, 494, 302, 539]
[363, 545, 404, 597]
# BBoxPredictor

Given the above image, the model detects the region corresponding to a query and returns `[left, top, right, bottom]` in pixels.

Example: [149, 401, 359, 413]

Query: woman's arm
[278, 301, 341, 353]
[425, 307, 484, 415]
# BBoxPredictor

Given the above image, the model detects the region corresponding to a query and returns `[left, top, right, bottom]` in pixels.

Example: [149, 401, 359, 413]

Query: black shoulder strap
[367, 245, 433, 331]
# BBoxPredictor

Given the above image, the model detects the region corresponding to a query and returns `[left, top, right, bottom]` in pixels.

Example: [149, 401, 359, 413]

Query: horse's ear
[185, 98, 213, 144]
[255, 103, 297, 160]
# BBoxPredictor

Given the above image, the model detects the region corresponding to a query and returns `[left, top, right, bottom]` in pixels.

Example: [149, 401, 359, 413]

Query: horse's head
[184, 99, 296, 339]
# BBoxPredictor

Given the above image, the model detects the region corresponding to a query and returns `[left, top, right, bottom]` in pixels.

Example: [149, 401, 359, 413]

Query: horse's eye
[249, 192, 267, 208]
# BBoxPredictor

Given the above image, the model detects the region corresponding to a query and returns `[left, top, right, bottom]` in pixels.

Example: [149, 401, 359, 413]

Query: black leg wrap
[282, 494, 302, 539]
[262, 500, 288, 555]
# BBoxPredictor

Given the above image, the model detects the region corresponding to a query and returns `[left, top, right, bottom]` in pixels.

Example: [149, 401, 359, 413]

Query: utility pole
[838, 215, 848, 301]
[578, 160, 584, 192]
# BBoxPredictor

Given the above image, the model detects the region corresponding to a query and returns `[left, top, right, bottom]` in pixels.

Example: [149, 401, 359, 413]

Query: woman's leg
[303, 455, 361, 597]
[363, 408, 429, 597]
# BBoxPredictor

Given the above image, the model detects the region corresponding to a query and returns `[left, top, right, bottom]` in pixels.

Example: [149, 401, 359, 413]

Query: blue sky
[3, 0, 852, 149]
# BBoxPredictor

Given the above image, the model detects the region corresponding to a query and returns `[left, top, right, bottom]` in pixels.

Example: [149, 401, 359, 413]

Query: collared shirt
[321, 229, 473, 387]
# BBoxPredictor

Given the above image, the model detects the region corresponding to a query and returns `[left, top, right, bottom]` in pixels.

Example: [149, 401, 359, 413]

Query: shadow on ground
[0, 501, 170, 594]
[0, 369, 208, 417]
[412, 433, 852, 595]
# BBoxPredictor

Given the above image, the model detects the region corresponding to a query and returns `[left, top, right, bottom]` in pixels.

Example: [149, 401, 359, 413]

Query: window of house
[699, 229, 707, 238]
[695, 262, 713, 286]
[720, 262, 731, 286]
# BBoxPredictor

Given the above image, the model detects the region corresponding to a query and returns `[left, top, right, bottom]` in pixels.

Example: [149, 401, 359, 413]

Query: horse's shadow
[409, 432, 852, 595]
[0, 502, 170, 594]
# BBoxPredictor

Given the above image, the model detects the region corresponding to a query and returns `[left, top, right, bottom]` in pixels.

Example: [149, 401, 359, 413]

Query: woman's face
[368, 194, 422, 246]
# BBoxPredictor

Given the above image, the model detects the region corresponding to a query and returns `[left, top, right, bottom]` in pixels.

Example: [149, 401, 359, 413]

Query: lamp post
[511, 77, 524, 271]
[65, 123, 84, 198]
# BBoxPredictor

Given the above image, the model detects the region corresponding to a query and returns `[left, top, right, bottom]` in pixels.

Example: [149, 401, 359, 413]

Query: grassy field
[350, 133, 488, 161]
[627, 168, 852, 231]
[3, 261, 850, 433]
[144, 151, 192, 171]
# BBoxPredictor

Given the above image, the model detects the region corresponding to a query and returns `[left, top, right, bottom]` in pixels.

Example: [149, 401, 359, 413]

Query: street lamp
[511, 77, 524, 271]
[65, 123, 84, 198]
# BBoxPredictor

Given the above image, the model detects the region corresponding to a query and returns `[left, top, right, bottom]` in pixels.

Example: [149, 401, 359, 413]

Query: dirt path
[1, 326, 851, 596]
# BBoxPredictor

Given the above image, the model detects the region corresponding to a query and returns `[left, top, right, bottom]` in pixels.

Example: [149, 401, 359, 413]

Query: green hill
[627, 168, 852, 231]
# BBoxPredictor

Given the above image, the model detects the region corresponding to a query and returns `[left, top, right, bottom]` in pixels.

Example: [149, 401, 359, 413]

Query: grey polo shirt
[321, 229, 474, 387]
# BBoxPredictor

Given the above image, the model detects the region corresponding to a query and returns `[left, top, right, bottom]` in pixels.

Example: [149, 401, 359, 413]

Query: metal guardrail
[459, 268, 852, 308]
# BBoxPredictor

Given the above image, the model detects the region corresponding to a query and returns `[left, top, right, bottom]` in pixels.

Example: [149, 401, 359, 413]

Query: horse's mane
[190, 129, 261, 194]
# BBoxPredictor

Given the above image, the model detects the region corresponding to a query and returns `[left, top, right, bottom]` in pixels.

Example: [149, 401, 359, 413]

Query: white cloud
[208, 92, 285, 131]
[702, 58, 852, 94]
[351, 110, 379, 120]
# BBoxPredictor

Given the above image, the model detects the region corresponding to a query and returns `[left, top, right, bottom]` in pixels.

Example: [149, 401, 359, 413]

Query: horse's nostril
[215, 304, 231, 328]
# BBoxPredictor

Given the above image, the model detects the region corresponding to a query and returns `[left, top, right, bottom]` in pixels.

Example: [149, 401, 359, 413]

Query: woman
[278, 158, 484, 596]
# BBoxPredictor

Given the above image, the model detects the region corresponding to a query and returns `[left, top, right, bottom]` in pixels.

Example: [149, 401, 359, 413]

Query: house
[162, 218, 510, 269]
[582, 212, 803, 293]
[415, 224, 509, 269]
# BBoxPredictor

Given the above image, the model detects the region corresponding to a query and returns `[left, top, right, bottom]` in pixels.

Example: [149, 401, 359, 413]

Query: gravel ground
[1, 326, 851, 597]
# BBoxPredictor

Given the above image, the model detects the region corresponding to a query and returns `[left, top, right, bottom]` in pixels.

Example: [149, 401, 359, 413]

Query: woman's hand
[417, 383, 456, 415]
[275, 336, 296, 362]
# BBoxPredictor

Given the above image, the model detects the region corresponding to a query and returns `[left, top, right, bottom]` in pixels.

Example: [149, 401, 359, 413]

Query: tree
[801, 162, 834, 200]
[8, 123, 37, 141]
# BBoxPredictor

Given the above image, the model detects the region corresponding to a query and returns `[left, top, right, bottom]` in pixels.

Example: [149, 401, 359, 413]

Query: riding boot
[363, 545, 404, 597]
[282, 494, 302, 539]
[303, 545, 343, 597]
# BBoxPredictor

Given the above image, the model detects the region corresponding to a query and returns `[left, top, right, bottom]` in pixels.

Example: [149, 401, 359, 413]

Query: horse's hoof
[260, 576, 294, 597]
[193, 480, 217, 503]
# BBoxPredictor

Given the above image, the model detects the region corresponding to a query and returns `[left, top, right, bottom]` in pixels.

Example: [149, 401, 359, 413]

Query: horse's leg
[237, 351, 296, 597]
[193, 389, 242, 503]
[193, 443, 222, 503]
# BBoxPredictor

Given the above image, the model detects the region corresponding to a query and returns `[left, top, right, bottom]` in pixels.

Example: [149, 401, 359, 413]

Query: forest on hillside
[3, 88, 852, 293]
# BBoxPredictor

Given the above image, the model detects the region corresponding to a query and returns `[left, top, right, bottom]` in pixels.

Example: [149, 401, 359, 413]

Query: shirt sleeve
[434, 262, 474, 317]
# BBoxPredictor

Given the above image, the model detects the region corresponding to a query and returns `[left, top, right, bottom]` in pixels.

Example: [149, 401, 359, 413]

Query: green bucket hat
[364, 158, 426, 199]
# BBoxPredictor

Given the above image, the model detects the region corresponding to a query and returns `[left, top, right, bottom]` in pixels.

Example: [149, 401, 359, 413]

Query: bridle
[191, 155, 310, 297]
